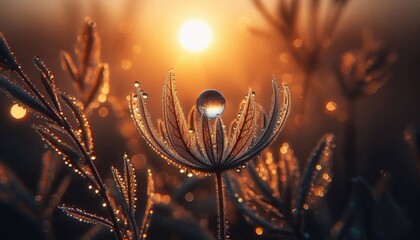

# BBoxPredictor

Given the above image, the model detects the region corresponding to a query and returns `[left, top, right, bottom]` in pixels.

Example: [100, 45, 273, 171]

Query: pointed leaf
[223, 89, 257, 167]
[296, 134, 334, 214]
[60, 206, 114, 230]
[0, 76, 52, 119]
[215, 116, 225, 163]
[34, 56, 62, 113]
[77, 18, 100, 77]
[140, 169, 154, 239]
[60, 51, 79, 82]
[0, 32, 19, 70]
[84, 63, 109, 108]
[60, 93, 94, 153]
[130, 89, 203, 171]
[123, 155, 137, 214]
[199, 114, 215, 166]
[236, 80, 290, 162]
[162, 70, 201, 162]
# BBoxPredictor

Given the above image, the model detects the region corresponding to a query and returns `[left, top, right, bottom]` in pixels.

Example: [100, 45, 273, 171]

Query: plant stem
[61, 117, 124, 240]
[345, 98, 357, 180]
[215, 171, 227, 240]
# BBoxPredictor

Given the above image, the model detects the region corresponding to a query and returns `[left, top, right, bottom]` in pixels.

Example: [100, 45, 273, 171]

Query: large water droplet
[196, 89, 226, 119]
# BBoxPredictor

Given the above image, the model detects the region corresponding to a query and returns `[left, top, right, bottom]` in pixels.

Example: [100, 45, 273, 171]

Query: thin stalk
[215, 171, 227, 240]
[62, 119, 124, 240]
[16, 70, 61, 122]
[344, 98, 357, 180]
[299, 71, 312, 120]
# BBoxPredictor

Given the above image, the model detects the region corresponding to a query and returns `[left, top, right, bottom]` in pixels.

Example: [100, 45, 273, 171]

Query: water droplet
[188, 128, 194, 133]
[142, 92, 148, 99]
[196, 89, 226, 119]
[134, 81, 140, 88]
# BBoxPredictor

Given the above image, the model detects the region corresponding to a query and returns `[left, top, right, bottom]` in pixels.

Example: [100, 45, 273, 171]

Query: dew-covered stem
[215, 171, 227, 240]
[60, 117, 124, 240]
[15, 69, 61, 122]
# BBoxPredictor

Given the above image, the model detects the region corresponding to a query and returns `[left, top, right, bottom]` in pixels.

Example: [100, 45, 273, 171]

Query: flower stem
[345, 98, 357, 179]
[215, 171, 227, 240]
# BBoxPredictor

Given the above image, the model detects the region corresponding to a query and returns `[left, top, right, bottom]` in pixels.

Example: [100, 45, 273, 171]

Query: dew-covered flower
[226, 134, 335, 237]
[129, 69, 290, 174]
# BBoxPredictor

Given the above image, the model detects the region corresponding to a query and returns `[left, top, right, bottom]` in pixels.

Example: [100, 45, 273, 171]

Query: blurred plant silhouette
[227, 134, 335, 239]
[251, 0, 349, 116]
[60, 17, 110, 111]
[130, 70, 290, 239]
[334, 31, 396, 181]
[0, 151, 71, 240]
[329, 174, 412, 240]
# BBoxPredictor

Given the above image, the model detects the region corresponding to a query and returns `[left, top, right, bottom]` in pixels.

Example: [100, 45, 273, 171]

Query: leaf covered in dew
[139, 169, 154, 240]
[0, 32, 19, 70]
[296, 134, 334, 213]
[130, 76, 210, 172]
[162, 70, 200, 162]
[226, 80, 290, 168]
[60, 92, 94, 153]
[34, 56, 62, 113]
[224, 90, 257, 163]
[0, 75, 52, 119]
[226, 134, 335, 235]
[59, 206, 114, 230]
[111, 155, 137, 215]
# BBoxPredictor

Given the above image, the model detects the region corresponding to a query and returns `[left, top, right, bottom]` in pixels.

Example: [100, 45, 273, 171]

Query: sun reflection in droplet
[196, 89, 226, 119]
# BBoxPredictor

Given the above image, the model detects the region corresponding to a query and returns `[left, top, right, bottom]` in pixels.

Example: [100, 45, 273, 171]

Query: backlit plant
[129, 70, 290, 239]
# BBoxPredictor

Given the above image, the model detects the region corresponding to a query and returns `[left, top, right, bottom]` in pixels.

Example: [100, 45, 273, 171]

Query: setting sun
[178, 19, 212, 52]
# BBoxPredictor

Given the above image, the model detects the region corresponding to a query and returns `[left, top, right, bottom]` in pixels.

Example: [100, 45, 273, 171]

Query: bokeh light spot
[10, 104, 27, 119]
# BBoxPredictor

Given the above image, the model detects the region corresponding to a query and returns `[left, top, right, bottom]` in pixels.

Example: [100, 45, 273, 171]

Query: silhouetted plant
[334, 31, 396, 180]
[404, 126, 420, 181]
[251, 0, 349, 116]
[129, 70, 290, 239]
[226, 134, 334, 239]
[0, 23, 153, 240]
[329, 175, 412, 240]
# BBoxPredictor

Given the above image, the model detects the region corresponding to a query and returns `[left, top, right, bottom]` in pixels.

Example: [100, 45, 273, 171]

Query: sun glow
[179, 19, 212, 52]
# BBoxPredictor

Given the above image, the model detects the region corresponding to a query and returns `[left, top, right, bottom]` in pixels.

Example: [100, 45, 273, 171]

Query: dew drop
[196, 89, 226, 119]
[134, 81, 140, 88]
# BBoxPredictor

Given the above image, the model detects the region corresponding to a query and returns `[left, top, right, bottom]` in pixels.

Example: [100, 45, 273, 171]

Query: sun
[179, 19, 212, 53]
